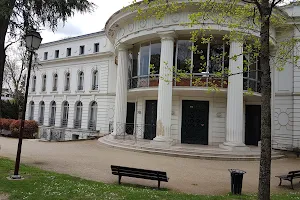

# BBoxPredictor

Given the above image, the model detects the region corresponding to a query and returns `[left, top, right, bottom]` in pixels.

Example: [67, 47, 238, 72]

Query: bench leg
[158, 180, 161, 189]
[279, 178, 282, 186]
[290, 179, 294, 190]
[118, 175, 122, 184]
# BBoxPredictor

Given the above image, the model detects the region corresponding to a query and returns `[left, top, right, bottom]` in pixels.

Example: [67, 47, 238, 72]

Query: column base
[151, 136, 175, 148]
[219, 142, 250, 152]
[109, 133, 135, 140]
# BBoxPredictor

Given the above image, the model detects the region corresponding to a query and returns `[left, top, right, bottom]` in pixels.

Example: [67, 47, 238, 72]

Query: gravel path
[0, 137, 299, 195]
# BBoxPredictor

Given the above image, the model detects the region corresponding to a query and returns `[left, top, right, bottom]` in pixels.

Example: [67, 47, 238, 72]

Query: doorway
[181, 100, 209, 145]
[144, 100, 157, 140]
[126, 102, 135, 135]
[245, 105, 261, 146]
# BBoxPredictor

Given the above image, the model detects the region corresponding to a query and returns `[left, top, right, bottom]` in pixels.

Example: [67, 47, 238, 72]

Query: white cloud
[41, 0, 131, 43]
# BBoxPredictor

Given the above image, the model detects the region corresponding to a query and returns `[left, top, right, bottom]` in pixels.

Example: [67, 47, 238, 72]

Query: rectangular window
[67, 48, 71, 57]
[79, 45, 85, 55]
[139, 43, 150, 75]
[55, 50, 59, 58]
[44, 52, 48, 60]
[94, 43, 99, 53]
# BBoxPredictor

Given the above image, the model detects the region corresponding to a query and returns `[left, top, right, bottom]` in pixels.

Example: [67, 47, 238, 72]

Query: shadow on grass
[112, 182, 169, 191]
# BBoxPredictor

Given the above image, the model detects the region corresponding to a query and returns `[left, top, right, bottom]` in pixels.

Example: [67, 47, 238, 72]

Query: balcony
[74, 120, 81, 129]
[64, 85, 70, 91]
[61, 119, 68, 127]
[128, 73, 261, 93]
[52, 86, 57, 91]
[77, 85, 83, 91]
[88, 120, 96, 131]
[92, 85, 98, 90]
[49, 118, 55, 126]
[38, 117, 44, 125]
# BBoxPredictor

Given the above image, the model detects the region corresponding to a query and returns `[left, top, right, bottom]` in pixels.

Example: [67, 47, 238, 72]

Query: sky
[40, 0, 132, 43]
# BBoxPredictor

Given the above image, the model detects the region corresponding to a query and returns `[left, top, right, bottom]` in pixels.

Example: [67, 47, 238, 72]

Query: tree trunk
[258, 1, 272, 200]
[0, 18, 9, 118]
[0, 0, 16, 118]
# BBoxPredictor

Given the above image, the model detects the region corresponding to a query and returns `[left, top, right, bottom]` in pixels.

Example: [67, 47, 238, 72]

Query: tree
[0, 0, 95, 117]
[128, 0, 296, 199]
[4, 47, 27, 118]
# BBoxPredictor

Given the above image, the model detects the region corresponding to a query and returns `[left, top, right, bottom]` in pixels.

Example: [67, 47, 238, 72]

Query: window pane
[209, 41, 223, 73]
[177, 40, 192, 72]
[140, 44, 150, 75]
[193, 42, 207, 73]
[150, 42, 161, 74]
[132, 46, 139, 77]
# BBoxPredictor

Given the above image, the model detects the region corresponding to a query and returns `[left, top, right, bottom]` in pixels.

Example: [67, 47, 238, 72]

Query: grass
[0, 158, 299, 200]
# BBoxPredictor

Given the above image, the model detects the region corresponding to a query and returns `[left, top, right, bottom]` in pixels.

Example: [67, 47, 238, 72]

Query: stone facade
[26, 1, 300, 149]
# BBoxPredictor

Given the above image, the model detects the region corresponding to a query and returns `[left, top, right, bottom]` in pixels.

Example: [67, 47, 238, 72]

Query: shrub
[1, 118, 15, 130]
[10, 120, 38, 139]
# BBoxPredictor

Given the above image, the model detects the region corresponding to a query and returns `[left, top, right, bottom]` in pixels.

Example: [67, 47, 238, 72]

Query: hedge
[10, 120, 38, 139]
[0, 118, 38, 139]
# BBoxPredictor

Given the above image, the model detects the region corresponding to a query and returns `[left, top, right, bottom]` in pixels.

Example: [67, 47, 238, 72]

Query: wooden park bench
[276, 170, 300, 189]
[111, 165, 169, 189]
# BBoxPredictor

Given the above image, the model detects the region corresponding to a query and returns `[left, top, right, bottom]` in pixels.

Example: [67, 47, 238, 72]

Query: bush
[1, 118, 15, 130]
[10, 120, 38, 139]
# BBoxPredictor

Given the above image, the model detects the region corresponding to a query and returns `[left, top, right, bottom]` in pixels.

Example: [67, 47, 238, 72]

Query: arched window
[65, 72, 70, 91]
[88, 101, 97, 130]
[78, 71, 84, 90]
[39, 101, 45, 125]
[49, 101, 56, 126]
[92, 70, 98, 90]
[32, 76, 36, 92]
[29, 101, 34, 120]
[53, 73, 58, 91]
[42, 74, 47, 91]
[74, 101, 83, 128]
[61, 101, 69, 127]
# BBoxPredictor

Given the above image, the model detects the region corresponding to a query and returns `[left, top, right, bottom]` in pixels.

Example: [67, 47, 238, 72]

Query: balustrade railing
[61, 119, 68, 127]
[49, 118, 55, 126]
[74, 120, 81, 129]
[92, 85, 98, 90]
[128, 73, 261, 93]
[88, 120, 96, 131]
[38, 117, 44, 125]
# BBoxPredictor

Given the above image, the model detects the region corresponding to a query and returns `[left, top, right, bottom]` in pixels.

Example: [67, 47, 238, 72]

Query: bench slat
[111, 165, 166, 176]
[112, 172, 168, 182]
[112, 168, 166, 177]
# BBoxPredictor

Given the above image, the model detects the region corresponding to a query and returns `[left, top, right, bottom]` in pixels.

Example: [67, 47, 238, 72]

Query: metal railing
[41, 127, 65, 141]
[41, 86, 46, 92]
[92, 85, 98, 90]
[49, 118, 55, 126]
[74, 120, 81, 129]
[88, 120, 96, 131]
[108, 122, 157, 140]
[64, 85, 70, 91]
[52, 86, 57, 91]
[61, 119, 68, 127]
[77, 85, 83, 90]
[243, 77, 261, 93]
[128, 73, 261, 93]
[38, 117, 44, 125]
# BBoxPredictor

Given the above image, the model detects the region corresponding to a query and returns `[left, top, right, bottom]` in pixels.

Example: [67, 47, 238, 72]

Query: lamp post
[11, 30, 42, 179]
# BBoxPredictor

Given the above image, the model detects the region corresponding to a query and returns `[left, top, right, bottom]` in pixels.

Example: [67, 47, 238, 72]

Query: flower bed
[0, 118, 38, 139]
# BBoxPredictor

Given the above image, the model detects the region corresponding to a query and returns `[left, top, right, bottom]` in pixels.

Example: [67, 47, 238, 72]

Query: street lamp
[11, 30, 42, 179]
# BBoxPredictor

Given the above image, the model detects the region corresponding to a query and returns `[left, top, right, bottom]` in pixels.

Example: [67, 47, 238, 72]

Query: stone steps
[99, 136, 285, 161]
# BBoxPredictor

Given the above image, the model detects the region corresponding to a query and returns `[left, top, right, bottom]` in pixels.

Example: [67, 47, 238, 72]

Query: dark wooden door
[245, 105, 261, 146]
[126, 102, 135, 135]
[181, 100, 209, 145]
[144, 100, 157, 140]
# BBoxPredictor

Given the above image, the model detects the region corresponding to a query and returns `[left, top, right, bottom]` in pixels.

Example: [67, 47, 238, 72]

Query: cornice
[37, 52, 114, 65]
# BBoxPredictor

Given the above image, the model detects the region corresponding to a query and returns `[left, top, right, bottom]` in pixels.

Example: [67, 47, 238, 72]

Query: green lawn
[0, 158, 299, 200]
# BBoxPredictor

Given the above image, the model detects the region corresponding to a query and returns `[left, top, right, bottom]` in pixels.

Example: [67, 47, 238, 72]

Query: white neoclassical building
[27, 1, 300, 153]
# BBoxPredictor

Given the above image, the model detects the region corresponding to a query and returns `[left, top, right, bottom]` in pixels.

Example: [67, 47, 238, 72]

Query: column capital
[157, 31, 177, 41]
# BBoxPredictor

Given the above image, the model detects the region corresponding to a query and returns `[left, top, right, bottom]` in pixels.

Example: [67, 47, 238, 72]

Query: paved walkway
[0, 137, 299, 195]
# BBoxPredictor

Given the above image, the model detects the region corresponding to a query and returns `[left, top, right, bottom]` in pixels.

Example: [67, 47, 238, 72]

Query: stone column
[112, 44, 129, 136]
[152, 31, 176, 145]
[220, 41, 249, 151]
